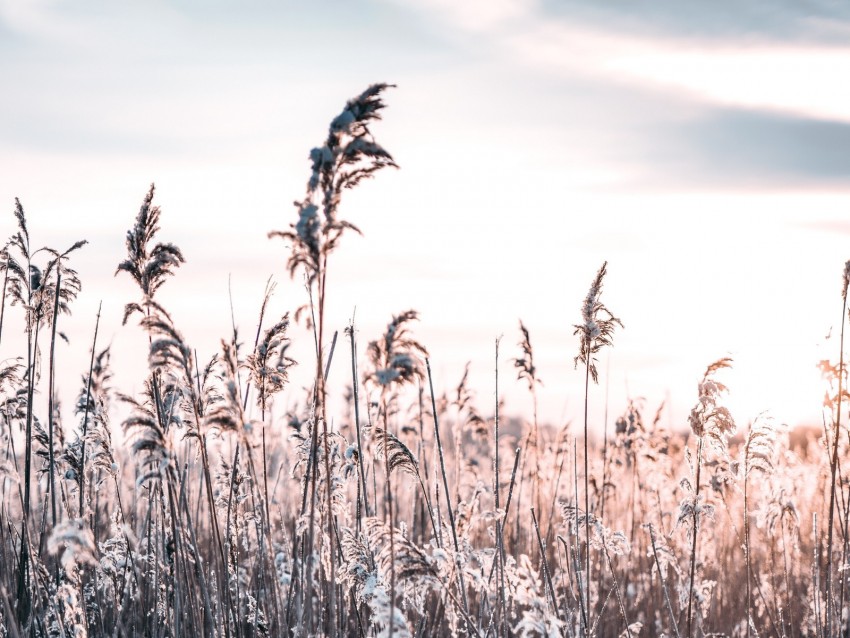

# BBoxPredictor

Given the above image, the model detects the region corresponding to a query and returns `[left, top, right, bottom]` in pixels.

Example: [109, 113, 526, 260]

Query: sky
[1, 0, 850, 436]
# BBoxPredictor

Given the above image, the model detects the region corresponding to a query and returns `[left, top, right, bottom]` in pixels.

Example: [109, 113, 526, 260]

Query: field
[0, 84, 845, 638]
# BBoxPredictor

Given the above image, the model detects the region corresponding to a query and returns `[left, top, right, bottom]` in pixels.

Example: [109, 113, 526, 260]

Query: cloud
[395, 0, 850, 45]
[0, 1, 447, 159]
[0, 0, 67, 39]
[390, 0, 850, 124]
[609, 45, 850, 124]
[628, 109, 850, 190]
[539, 0, 850, 45]
[5, 0, 849, 192]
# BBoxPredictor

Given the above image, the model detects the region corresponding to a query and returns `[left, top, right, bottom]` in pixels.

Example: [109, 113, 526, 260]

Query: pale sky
[2, 0, 850, 434]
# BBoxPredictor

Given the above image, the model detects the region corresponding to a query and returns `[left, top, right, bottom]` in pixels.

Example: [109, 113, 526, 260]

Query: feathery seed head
[48, 519, 98, 570]
[371, 427, 419, 478]
[573, 261, 622, 383]
[514, 320, 542, 390]
[116, 184, 184, 323]
[246, 312, 296, 412]
[843, 260, 850, 299]
[270, 84, 396, 285]
[366, 310, 427, 389]
[688, 358, 736, 464]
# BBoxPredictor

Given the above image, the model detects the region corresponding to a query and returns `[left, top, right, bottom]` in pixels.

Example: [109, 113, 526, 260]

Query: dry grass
[0, 84, 846, 638]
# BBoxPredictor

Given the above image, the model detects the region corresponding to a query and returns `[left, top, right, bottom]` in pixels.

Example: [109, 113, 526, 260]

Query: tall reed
[573, 261, 621, 633]
[269, 84, 396, 635]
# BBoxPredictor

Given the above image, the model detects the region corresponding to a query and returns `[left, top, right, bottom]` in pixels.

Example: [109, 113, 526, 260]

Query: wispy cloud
[610, 45, 850, 124]
[390, 0, 850, 123]
[0, 0, 70, 40]
[624, 107, 850, 188]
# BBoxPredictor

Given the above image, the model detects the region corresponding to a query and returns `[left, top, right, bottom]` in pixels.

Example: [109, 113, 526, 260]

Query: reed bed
[0, 84, 846, 638]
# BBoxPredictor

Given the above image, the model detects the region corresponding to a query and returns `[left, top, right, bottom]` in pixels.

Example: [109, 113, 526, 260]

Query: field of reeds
[0, 84, 847, 638]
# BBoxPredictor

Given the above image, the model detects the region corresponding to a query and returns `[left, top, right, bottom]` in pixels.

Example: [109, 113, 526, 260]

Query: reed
[0, 85, 848, 638]
[573, 261, 621, 633]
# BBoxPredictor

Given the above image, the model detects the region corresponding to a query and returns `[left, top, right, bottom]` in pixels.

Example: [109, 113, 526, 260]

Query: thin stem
[78, 302, 102, 519]
[381, 393, 397, 638]
[649, 524, 681, 638]
[573, 437, 588, 633]
[348, 323, 371, 519]
[545, 424, 570, 545]
[583, 355, 592, 633]
[486, 446, 521, 587]
[781, 522, 795, 637]
[494, 338, 507, 638]
[531, 507, 559, 621]
[603, 542, 633, 638]
[687, 436, 704, 638]
[826, 291, 848, 635]
[600, 354, 610, 523]
[316, 259, 337, 637]
[745, 439, 752, 638]
[426, 358, 472, 632]
[0, 254, 8, 345]
[46, 270, 61, 528]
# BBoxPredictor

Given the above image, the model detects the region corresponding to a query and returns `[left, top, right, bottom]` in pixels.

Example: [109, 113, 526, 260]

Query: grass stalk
[46, 270, 61, 528]
[603, 541, 633, 638]
[0, 249, 8, 345]
[582, 356, 592, 633]
[648, 524, 680, 638]
[348, 322, 371, 520]
[573, 436, 589, 634]
[380, 393, 397, 638]
[826, 271, 848, 634]
[531, 507, 559, 620]
[686, 436, 704, 638]
[78, 302, 102, 519]
[494, 338, 507, 638]
[426, 358, 472, 632]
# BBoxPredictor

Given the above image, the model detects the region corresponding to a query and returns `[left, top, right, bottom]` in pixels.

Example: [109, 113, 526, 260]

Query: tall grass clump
[1, 84, 850, 638]
[4, 200, 86, 626]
